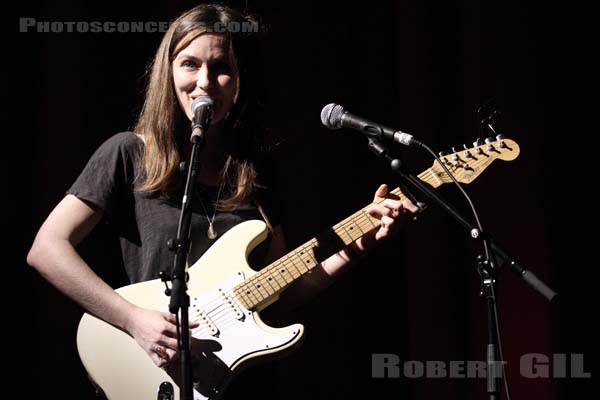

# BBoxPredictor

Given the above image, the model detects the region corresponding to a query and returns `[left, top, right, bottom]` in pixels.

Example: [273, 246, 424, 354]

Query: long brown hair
[134, 3, 267, 210]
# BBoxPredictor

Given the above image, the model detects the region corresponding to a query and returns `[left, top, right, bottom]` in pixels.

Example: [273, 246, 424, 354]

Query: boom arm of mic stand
[400, 157, 556, 302]
[401, 171, 556, 301]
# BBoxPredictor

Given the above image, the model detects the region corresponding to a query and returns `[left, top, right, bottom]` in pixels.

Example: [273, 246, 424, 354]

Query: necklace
[198, 181, 225, 240]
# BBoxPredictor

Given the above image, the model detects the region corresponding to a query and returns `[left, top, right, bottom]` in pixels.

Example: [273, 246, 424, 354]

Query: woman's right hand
[125, 307, 199, 368]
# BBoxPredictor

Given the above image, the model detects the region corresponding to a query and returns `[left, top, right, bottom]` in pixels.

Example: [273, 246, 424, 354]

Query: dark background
[7, 0, 594, 399]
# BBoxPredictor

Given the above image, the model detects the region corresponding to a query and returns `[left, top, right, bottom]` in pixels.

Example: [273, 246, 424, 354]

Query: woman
[27, 3, 416, 374]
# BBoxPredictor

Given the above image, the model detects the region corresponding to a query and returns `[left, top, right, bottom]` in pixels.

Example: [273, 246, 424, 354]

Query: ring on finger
[155, 346, 169, 358]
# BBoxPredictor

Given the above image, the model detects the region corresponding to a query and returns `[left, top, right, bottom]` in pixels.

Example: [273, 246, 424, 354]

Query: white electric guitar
[77, 138, 520, 399]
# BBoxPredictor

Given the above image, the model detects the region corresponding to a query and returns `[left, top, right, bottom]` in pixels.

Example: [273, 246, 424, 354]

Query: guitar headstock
[430, 136, 520, 184]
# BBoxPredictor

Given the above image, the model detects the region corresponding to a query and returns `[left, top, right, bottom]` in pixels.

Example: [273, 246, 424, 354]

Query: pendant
[207, 222, 218, 240]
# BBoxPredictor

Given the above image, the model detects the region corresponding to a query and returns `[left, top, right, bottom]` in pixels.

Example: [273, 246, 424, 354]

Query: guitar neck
[233, 167, 443, 310]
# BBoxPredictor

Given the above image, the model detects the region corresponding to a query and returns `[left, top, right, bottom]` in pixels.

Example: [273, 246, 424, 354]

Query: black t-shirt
[67, 132, 280, 284]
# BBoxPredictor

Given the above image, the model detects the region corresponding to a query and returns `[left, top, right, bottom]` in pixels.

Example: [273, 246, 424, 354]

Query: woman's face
[172, 33, 239, 125]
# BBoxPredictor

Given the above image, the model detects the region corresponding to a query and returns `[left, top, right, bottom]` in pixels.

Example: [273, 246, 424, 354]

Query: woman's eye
[181, 60, 196, 68]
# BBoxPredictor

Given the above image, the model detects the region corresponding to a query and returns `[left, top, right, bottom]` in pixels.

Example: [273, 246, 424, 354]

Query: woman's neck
[182, 122, 228, 186]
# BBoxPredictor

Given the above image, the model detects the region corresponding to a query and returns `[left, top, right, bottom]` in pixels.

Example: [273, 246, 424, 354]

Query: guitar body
[77, 220, 304, 400]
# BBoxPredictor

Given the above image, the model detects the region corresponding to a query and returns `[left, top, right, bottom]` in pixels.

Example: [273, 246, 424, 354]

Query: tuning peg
[439, 151, 448, 157]
[484, 137, 494, 144]
[451, 146, 457, 153]
[496, 134, 508, 148]
[462, 144, 473, 158]
[474, 139, 484, 154]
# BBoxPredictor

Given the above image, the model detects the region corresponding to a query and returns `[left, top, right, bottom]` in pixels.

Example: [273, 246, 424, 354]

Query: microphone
[191, 96, 214, 141]
[320, 103, 421, 147]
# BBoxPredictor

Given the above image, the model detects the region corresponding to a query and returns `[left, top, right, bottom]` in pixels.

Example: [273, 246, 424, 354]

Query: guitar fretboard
[233, 167, 444, 310]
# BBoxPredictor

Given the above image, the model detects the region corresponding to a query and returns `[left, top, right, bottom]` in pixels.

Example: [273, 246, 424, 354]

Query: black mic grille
[320, 103, 346, 129]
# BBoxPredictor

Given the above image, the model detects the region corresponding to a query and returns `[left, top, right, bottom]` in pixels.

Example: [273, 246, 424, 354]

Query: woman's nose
[196, 65, 212, 91]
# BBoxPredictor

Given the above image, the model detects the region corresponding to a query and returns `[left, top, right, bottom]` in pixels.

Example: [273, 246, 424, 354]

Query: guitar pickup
[220, 290, 245, 321]
[197, 310, 219, 337]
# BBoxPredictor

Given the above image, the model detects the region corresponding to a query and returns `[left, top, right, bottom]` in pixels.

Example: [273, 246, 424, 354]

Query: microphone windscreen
[320, 103, 345, 129]
[191, 96, 215, 115]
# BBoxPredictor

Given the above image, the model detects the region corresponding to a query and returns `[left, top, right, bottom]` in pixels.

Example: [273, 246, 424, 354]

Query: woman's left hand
[365, 183, 419, 242]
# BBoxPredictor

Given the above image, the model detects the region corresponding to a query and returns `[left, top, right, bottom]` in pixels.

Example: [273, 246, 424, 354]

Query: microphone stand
[366, 138, 556, 400]
[160, 128, 207, 400]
